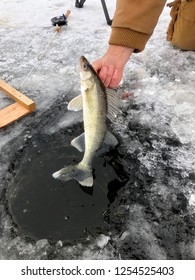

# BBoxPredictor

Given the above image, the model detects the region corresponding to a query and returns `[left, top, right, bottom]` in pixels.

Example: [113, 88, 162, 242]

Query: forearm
[109, 0, 166, 52]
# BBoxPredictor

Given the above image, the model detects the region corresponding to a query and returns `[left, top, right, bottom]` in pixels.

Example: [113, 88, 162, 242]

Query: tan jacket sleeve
[109, 0, 166, 52]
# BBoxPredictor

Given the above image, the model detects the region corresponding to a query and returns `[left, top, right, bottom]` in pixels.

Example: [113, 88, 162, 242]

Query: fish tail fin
[52, 163, 93, 187]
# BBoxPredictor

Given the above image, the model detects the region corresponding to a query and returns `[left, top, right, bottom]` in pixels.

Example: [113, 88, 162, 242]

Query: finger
[108, 68, 122, 88]
[98, 66, 108, 84]
[92, 60, 101, 73]
[104, 65, 115, 87]
[99, 66, 115, 87]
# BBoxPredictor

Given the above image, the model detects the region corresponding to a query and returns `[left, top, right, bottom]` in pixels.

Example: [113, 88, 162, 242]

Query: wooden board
[0, 103, 32, 128]
[0, 80, 36, 128]
[0, 79, 35, 111]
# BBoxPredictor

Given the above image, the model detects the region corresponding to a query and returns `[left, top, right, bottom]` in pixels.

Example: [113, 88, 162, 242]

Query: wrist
[106, 45, 134, 65]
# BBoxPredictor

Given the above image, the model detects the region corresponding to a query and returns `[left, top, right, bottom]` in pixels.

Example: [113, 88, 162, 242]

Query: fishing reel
[51, 13, 68, 26]
[75, 0, 86, 8]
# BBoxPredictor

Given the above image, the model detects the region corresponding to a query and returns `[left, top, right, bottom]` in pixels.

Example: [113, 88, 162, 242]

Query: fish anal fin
[67, 95, 83, 111]
[96, 131, 118, 155]
[71, 133, 85, 152]
[104, 130, 118, 147]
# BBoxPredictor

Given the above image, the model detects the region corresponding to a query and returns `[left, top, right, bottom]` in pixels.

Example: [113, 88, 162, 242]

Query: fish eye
[83, 63, 89, 71]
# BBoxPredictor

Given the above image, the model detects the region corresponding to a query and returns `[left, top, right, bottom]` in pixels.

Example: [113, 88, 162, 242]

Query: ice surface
[1, 0, 195, 260]
[189, 194, 195, 207]
[95, 234, 110, 249]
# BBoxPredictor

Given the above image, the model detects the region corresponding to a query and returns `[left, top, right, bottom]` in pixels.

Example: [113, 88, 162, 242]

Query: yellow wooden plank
[0, 102, 31, 128]
[0, 79, 36, 111]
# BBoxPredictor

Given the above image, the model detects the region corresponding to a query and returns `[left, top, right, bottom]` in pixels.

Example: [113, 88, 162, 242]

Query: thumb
[92, 59, 102, 73]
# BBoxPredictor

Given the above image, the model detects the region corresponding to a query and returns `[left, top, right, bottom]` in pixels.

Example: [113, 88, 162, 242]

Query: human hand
[92, 45, 134, 88]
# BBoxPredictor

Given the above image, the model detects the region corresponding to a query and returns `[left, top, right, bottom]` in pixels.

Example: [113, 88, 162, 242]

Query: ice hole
[7, 126, 127, 243]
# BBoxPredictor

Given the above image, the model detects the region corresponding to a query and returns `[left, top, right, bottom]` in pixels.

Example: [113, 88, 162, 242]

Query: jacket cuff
[109, 27, 152, 53]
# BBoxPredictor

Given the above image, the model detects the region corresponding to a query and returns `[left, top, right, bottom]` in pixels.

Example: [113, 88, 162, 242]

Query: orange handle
[65, 10, 71, 18]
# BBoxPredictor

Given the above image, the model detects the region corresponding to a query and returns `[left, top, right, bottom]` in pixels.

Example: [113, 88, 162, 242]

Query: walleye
[52, 56, 119, 187]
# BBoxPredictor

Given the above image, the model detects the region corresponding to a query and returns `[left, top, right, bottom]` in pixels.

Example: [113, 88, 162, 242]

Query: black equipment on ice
[51, 14, 68, 26]
[101, 0, 112, 26]
[75, 0, 86, 8]
[75, 0, 112, 26]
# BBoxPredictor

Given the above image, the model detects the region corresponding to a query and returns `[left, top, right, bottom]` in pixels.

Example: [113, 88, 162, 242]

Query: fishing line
[18, 10, 71, 91]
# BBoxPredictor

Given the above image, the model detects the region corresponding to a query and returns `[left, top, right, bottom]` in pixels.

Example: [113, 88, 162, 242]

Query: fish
[52, 56, 119, 187]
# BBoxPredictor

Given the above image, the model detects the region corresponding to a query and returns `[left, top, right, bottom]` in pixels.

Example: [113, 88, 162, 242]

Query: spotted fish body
[52, 56, 119, 187]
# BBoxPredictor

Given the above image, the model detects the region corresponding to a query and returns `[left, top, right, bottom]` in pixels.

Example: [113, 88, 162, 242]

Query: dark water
[7, 129, 127, 243]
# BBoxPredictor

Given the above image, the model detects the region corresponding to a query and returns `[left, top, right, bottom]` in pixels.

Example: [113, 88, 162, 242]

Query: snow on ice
[0, 0, 195, 259]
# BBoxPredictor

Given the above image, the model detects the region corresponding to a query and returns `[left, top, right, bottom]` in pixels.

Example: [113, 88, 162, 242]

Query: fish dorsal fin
[71, 133, 85, 152]
[106, 88, 120, 121]
[67, 95, 83, 111]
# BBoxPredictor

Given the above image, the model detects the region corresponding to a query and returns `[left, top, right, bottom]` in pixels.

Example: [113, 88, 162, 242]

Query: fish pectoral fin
[106, 88, 121, 121]
[67, 95, 83, 111]
[71, 133, 85, 152]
